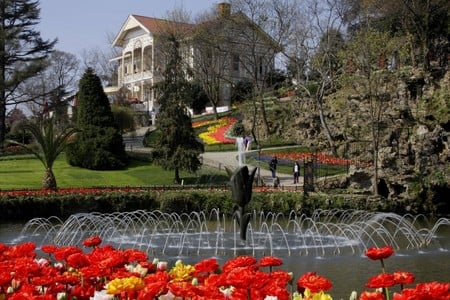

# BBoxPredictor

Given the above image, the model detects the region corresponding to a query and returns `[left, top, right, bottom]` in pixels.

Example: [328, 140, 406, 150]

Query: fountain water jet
[15, 209, 449, 258]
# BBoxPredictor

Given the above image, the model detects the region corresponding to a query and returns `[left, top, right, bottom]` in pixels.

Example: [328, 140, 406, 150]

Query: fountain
[2, 171, 449, 299]
[11, 209, 449, 257]
[3, 208, 449, 299]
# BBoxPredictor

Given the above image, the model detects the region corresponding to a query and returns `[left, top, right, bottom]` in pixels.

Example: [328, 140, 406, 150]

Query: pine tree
[0, 0, 56, 148]
[153, 35, 204, 183]
[66, 68, 128, 170]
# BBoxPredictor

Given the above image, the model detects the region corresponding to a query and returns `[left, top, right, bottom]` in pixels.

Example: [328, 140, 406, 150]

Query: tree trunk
[0, 97, 5, 149]
[253, 84, 270, 134]
[42, 168, 57, 190]
[174, 167, 181, 184]
[373, 143, 379, 196]
[317, 82, 337, 156]
[372, 107, 380, 196]
[212, 105, 219, 120]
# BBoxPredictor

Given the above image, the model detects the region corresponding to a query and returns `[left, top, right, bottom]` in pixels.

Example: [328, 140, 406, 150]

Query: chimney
[218, 2, 231, 18]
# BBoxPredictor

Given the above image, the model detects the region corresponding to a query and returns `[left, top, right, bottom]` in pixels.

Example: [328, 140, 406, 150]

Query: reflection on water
[1, 210, 449, 300]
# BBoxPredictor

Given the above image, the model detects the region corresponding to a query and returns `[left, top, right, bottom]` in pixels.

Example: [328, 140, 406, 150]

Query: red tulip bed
[0, 187, 166, 198]
[0, 238, 448, 300]
[192, 116, 237, 145]
[262, 151, 371, 168]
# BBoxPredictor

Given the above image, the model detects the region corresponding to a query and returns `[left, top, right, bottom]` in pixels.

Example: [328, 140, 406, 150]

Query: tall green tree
[0, 0, 56, 148]
[8, 118, 77, 190]
[153, 34, 204, 184]
[66, 68, 128, 170]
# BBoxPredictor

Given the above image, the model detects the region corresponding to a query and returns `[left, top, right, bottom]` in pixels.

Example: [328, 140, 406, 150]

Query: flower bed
[0, 239, 448, 300]
[261, 151, 371, 167]
[194, 116, 237, 145]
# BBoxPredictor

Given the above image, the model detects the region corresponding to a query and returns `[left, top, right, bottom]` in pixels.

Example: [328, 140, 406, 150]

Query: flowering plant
[194, 116, 237, 145]
[0, 239, 448, 300]
[261, 151, 371, 167]
[360, 246, 448, 300]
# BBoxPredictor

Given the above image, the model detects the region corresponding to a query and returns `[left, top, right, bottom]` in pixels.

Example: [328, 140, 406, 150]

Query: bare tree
[81, 47, 118, 88]
[191, 8, 235, 119]
[339, 25, 408, 195]
[284, 0, 347, 156]
[229, 0, 298, 141]
[22, 51, 79, 124]
[339, 0, 449, 69]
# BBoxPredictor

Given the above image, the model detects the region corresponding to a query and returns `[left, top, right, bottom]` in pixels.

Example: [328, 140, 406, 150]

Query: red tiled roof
[132, 15, 195, 35]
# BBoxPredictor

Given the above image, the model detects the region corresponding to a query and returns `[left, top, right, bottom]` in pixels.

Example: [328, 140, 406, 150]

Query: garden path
[125, 126, 303, 190]
[201, 149, 304, 190]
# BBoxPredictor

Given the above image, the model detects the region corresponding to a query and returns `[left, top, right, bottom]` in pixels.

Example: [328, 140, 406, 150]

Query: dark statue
[226, 165, 257, 240]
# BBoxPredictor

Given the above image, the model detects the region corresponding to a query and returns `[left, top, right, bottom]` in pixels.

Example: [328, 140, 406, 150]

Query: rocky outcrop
[245, 68, 450, 215]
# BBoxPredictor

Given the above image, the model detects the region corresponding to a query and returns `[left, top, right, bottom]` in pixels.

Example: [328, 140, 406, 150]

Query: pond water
[1, 210, 449, 299]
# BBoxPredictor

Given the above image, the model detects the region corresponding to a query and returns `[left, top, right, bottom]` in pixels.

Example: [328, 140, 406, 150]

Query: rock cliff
[244, 68, 449, 215]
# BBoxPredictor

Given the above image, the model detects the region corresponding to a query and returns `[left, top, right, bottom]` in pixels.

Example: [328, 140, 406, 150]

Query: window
[233, 54, 239, 71]
[259, 56, 264, 76]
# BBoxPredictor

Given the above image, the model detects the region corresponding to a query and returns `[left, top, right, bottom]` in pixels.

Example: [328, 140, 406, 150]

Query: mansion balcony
[119, 70, 162, 86]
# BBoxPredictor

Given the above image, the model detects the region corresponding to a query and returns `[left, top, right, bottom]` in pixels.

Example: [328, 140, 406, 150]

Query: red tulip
[393, 271, 415, 285]
[0, 272, 12, 286]
[359, 290, 385, 300]
[66, 252, 90, 269]
[393, 282, 450, 300]
[40, 244, 58, 255]
[297, 272, 333, 293]
[82, 236, 102, 248]
[365, 246, 395, 260]
[194, 257, 219, 274]
[366, 273, 396, 288]
[222, 255, 257, 273]
[54, 246, 82, 261]
[123, 248, 148, 263]
[259, 256, 283, 267]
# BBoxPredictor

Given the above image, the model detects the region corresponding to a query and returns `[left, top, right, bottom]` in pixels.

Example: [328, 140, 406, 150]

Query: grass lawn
[0, 155, 227, 190]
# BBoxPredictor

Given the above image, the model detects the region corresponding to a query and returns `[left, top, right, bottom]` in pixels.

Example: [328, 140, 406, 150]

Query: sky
[38, 0, 222, 57]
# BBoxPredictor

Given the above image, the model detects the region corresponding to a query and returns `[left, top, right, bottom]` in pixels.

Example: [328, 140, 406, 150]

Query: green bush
[229, 120, 245, 137]
[143, 129, 161, 148]
[67, 126, 128, 170]
[0, 188, 429, 221]
[112, 105, 135, 133]
[159, 191, 199, 213]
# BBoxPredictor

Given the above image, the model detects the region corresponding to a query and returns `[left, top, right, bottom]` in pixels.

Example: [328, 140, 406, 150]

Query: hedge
[0, 188, 384, 221]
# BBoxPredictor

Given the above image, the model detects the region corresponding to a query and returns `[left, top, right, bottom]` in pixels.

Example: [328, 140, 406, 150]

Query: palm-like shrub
[8, 118, 77, 190]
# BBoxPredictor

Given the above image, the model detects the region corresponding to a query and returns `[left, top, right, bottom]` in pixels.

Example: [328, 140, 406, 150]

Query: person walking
[269, 156, 278, 178]
[293, 161, 300, 184]
[244, 136, 252, 151]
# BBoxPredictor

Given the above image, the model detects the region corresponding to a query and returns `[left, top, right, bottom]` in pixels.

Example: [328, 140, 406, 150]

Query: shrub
[111, 105, 135, 133]
[66, 68, 128, 170]
[67, 126, 128, 170]
[229, 120, 245, 137]
[159, 191, 201, 213]
[0, 188, 428, 221]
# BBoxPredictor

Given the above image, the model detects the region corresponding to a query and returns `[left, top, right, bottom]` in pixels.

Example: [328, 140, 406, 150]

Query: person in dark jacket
[269, 156, 278, 178]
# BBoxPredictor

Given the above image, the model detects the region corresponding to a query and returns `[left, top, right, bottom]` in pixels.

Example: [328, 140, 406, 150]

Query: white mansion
[106, 2, 280, 121]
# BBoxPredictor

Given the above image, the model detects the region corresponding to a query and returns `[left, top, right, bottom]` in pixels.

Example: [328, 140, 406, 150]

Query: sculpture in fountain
[226, 165, 257, 240]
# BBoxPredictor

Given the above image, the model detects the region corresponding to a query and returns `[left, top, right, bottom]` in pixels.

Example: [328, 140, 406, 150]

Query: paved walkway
[201, 150, 304, 190]
[125, 126, 303, 190]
